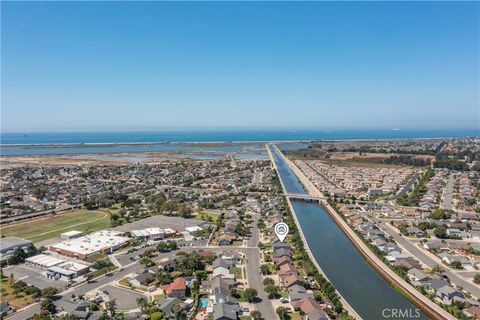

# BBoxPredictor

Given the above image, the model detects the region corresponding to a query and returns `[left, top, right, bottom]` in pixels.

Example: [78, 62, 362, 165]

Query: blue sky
[1, 1, 479, 132]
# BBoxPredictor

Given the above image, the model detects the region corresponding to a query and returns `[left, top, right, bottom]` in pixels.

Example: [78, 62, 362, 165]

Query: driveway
[377, 220, 480, 298]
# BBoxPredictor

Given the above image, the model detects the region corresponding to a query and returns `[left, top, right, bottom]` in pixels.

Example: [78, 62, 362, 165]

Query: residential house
[288, 285, 313, 304]
[283, 274, 304, 288]
[158, 297, 186, 319]
[436, 285, 465, 303]
[464, 306, 480, 320]
[129, 273, 155, 289]
[212, 266, 234, 279]
[163, 277, 186, 298]
[213, 300, 240, 320]
[407, 268, 429, 282]
[273, 256, 291, 266]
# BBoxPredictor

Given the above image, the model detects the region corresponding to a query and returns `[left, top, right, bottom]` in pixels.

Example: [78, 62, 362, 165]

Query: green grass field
[1, 209, 111, 243]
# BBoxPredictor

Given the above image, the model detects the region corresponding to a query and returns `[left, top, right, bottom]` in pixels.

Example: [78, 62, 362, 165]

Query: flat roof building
[131, 228, 165, 240]
[60, 230, 83, 240]
[0, 236, 32, 262]
[25, 254, 90, 280]
[49, 230, 129, 260]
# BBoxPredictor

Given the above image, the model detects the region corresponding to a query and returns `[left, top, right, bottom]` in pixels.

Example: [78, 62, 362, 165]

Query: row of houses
[418, 169, 447, 211]
[271, 241, 330, 320]
[355, 224, 475, 308]
[298, 160, 416, 198]
[201, 251, 243, 320]
[218, 211, 242, 245]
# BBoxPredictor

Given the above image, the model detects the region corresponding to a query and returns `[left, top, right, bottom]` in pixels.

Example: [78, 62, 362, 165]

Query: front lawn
[230, 267, 243, 279]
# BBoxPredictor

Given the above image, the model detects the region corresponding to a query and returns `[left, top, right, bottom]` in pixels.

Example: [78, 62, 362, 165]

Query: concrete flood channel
[269, 145, 427, 320]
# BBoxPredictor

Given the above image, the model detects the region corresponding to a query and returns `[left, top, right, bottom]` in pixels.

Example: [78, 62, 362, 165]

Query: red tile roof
[163, 277, 186, 295]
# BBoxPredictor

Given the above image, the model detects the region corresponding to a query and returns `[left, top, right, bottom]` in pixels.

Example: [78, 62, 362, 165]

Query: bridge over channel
[285, 193, 324, 202]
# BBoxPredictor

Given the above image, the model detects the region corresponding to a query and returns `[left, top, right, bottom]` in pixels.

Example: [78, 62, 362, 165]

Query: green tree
[276, 307, 288, 320]
[58, 314, 81, 320]
[33, 313, 51, 320]
[474, 273, 480, 284]
[260, 264, 271, 275]
[40, 298, 56, 314]
[262, 277, 275, 286]
[251, 310, 262, 320]
[265, 285, 279, 299]
[430, 209, 452, 220]
[150, 312, 164, 320]
[450, 261, 463, 269]
[136, 297, 148, 312]
[41, 286, 58, 298]
[257, 219, 266, 230]
[8, 247, 27, 264]
[167, 241, 178, 251]
[245, 288, 258, 303]
[434, 225, 447, 239]
[106, 299, 117, 317]
[139, 257, 153, 267]
[157, 242, 170, 252]
[154, 271, 173, 285]
[142, 248, 156, 258]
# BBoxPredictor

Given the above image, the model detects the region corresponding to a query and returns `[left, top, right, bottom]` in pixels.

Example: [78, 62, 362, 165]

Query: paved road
[377, 220, 480, 298]
[441, 173, 455, 210]
[246, 213, 276, 320]
[6, 251, 176, 320]
[273, 146, 455, 320]
[8, 238, 276, 320]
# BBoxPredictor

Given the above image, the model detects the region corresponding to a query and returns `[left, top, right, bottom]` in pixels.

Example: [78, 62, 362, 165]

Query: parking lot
[3, 264, 68, 291]
[101, 285, 146, 311]
[113, 215, 207, 233]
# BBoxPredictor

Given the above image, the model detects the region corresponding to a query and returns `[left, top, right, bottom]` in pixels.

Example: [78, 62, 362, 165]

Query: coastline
[272, 145, 456, 320]
[1, 128, 479, 147]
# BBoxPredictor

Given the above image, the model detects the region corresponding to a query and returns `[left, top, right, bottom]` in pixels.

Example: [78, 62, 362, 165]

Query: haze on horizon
[1, 1, 479, 132]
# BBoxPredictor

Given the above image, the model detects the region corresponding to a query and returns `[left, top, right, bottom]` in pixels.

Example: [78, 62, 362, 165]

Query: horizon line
[2, 127, 479, 134]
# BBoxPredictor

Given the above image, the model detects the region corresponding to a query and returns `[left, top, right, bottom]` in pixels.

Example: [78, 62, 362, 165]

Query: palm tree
[136, 297, 148, 312]
[106, 299, 117, 317]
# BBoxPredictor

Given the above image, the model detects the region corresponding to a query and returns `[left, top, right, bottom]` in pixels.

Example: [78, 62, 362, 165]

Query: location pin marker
[274, 222, 289, 243]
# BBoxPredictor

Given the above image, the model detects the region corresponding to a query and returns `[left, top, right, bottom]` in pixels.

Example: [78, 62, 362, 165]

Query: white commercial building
[131, 227, 165, 240]
[185, 226, 203, 234]
[130, 227, 177, 240]
[25, 254, 90, 280]
[49, 230, 129, 260]
[60, 230, 83, 240]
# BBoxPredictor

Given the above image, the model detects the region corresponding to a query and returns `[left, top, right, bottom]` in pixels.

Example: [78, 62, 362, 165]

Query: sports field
[1, 209, 111, 243]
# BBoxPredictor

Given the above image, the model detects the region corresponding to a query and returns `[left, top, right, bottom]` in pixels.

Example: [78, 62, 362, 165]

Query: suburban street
[7, 220, 276, 320]
[441, 173, 455, 210]
[377, 220, 480, 297]
[246, 213, 276, 320]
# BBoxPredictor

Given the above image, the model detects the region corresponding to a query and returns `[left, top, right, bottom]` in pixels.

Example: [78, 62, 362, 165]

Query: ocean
[0, 129, 477, 156]
[1, 128, 478, 145]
